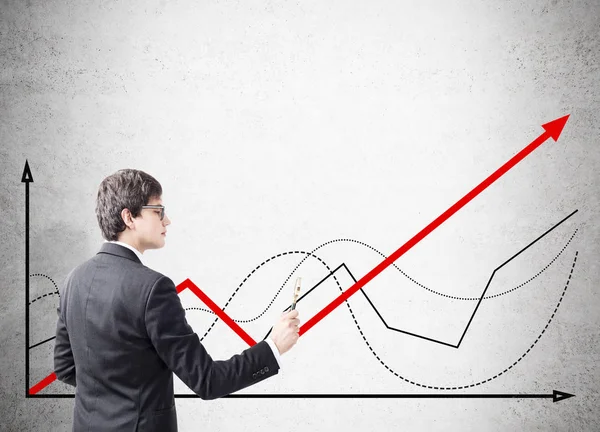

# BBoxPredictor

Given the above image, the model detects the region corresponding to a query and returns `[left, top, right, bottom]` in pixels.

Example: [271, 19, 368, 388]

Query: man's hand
[269, 309, 300, 355]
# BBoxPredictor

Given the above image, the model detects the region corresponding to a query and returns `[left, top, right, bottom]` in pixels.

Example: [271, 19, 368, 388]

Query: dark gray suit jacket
[54, 243, 279, 431]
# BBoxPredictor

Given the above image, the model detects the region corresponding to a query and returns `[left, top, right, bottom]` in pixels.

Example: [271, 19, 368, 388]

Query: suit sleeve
[144, 276, 279, 399]
[54, 304, 76, 387]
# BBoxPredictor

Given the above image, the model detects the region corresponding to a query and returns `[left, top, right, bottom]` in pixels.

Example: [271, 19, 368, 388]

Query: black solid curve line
[186, 229, 575, 322]
[358, 221, 577, 348]
[359, 208, 576, 348]
[186, 210, 577, 349]
[455, 209, 576, 347]
[29, 336, 56, 350]
[357, 228, 578, 301]
[262, 225, 572, 349]
[188, 210, 578, 329]
[304, 209, 578, 304]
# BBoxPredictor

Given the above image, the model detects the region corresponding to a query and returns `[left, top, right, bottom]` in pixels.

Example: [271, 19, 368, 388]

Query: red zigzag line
[29, 280, 252, 395]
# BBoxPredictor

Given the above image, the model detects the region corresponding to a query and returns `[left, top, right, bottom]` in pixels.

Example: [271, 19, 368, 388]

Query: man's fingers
[276, 309, 299, 329]
[286, 309, 299, 319]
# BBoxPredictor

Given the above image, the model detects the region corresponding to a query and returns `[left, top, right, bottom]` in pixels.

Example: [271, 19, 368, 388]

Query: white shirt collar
[106, 240, 144, 264]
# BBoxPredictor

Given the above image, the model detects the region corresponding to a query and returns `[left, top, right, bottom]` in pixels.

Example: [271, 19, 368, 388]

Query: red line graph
[27, 115, 569, 395]
[30, 280, 256, 395]
[299, 115, 569, 335]
[177, 279, 257, 346]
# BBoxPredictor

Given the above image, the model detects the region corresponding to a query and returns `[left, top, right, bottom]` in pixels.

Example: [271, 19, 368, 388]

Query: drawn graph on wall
[24, 115, 578, 402]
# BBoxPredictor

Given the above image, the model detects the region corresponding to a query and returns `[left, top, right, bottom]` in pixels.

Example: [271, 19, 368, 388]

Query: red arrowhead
[542, 115, 570, 141]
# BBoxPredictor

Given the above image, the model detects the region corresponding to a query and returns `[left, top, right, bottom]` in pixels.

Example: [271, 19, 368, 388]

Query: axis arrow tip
[21, 160, 34, 183]
[542, 114, 570, 142]
[553, 390, 575, 403]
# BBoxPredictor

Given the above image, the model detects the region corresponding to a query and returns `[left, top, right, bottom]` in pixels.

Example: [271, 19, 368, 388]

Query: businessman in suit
[54, 169, 300, 431]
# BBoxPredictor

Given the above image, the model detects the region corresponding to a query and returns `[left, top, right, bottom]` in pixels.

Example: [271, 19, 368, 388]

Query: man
[54, 169, 300, 431]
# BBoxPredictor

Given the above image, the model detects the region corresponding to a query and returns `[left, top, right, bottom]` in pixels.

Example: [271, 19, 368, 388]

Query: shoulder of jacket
[74, 254, 169, 285]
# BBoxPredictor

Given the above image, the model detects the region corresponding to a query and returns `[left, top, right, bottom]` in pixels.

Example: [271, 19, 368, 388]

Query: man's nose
[163, 215, 171, 225]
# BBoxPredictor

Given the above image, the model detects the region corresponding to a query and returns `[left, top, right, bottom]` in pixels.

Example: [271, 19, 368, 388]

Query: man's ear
[121, 208, 135, 230]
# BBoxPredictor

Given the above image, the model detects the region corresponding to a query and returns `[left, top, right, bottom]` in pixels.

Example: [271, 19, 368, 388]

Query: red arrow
[27, 115, 570, 395]
[299, 115, 570, 336]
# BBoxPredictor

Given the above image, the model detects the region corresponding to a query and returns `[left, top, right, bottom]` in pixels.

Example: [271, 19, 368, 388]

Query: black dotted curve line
[359, 250, 578, 390]
[198, 251, 338, 342]
[186, 230, 576, 322]
[188, 251, 323, 320]
[29, 273, 60, 304]
[400, 229, 578, 301]
[307, 232, 577, 302]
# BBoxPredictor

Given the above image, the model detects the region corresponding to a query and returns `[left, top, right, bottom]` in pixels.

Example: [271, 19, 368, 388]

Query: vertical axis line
[25, 180, 30, 397]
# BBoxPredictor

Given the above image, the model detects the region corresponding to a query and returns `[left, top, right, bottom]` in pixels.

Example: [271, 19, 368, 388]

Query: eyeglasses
[141, 205, 166, 221]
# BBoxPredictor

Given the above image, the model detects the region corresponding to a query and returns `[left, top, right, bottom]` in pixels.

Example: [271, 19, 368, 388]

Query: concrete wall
[1, 0, 599, 430]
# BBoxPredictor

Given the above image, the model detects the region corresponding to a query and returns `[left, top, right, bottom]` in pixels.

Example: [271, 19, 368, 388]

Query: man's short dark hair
[95, 169, 163, 241]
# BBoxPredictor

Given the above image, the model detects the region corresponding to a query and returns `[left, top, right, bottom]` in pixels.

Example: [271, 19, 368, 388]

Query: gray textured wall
[1, 0, 599, 430]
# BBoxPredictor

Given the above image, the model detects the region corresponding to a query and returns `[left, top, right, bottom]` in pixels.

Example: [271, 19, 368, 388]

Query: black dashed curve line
[198, 250, 338, 341]
[189, 251, 325, 320]
[353, 251, 578, 390]
[29, 291, 59, 305]
[191, 249, 578, 390]
[29, 273, 60, 302]
[251, 248, 579, 390]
